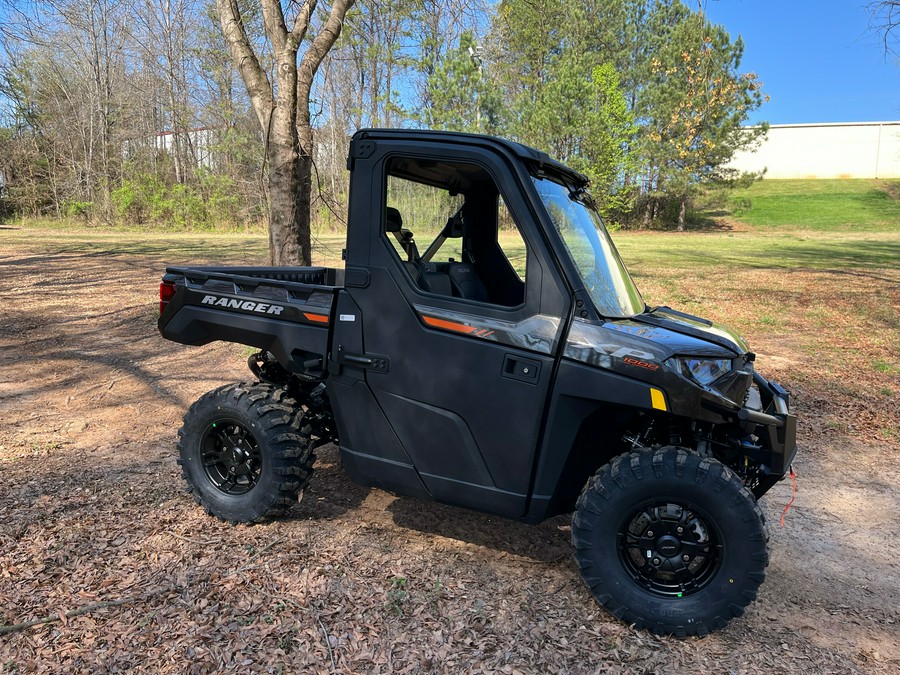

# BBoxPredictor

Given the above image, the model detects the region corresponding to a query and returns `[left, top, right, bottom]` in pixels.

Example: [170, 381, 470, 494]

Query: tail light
[159, 280, 177, 315]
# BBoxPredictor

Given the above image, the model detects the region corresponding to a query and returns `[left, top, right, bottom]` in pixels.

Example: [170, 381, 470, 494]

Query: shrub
[63, 200, 94, 221]
[113, 170, 246, 229]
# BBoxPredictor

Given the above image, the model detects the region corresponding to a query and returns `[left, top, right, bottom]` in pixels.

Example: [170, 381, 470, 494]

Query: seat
[386, 207, 419, 262]
[386, 206, 453, 296]
[418, 263, 453, 295]
[447, 262, 489, 302]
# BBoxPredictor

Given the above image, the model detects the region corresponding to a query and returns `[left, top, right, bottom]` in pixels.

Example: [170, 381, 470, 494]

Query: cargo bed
[158, 265, 342, 377]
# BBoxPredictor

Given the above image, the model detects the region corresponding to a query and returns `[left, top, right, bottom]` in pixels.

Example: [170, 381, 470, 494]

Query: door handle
[502, 354, 540, 383]
[335, 345, 390, 373]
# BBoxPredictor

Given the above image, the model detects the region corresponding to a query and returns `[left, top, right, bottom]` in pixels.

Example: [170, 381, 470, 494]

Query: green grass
[1, 214, 270, 235]
[0, 225, 348, 268]
[3, 222, 897, 278]
[726, 178, 900, 231]
[613, 230, 900, 274]
[612, 229, 898, 358]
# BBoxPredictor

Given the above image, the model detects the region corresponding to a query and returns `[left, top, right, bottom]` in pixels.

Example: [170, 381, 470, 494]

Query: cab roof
[352, 128, 590, 187]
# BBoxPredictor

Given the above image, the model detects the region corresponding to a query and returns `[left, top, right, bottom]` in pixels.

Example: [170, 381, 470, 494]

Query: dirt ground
[0, 237, 898, 673]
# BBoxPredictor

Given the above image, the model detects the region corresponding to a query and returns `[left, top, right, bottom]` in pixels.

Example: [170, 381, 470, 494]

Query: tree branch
[260, 0, 289, 52]
[290, 0, 319, 47]
[298, 0, 355, 95]
[0, 587, 172, 637]
[869, 1, 900, 54]
[216, 0, 274, 130]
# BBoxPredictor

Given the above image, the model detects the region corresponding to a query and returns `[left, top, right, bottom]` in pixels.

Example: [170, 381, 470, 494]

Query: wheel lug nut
[652, 558, 660, 566]
[647, 531, 654, 537]
[682, 554, 690, 562]
[676, 526, 684, 534]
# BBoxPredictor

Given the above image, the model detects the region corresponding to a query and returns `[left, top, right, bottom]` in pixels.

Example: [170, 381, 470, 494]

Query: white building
[122, 127, 221, 171]
[728, 121, 900, 179]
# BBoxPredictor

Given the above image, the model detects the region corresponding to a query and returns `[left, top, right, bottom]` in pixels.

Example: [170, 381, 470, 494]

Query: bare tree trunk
[268, 42, 304, 265]
[677, 196, 686, 231]
[217, 0, 353, 265]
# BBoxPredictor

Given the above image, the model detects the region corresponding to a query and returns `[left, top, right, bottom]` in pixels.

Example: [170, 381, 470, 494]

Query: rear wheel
[572, 446, 768, 636]
[177, 382, 315, 523]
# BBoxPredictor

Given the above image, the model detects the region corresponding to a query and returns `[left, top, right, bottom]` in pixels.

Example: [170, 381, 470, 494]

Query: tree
[0, 0, 131, 220]
[346, 0, 418, 129]
[216, 0, 355, 265]
[424, 31, 500, 132]
[193, 1, 268, 222]
[412, 0, 490, 118]
[638, 10, 767, 229]
[132, 0, 200, 185]
[513, 53, 637, 221]
[869, 1, 900, 54]
[302, 0, 489, 234]
[572, 63, 638, 222]
[493, 0, 563, 106]
[491, 0, 767, 229]
[493, 1, 639, 221]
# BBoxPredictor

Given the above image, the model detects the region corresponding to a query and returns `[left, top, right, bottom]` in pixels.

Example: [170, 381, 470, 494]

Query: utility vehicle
[158, 129, 797, 636]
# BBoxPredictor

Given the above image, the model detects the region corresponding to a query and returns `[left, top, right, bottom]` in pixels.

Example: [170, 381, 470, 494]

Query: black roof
[352, 128, 589, 186]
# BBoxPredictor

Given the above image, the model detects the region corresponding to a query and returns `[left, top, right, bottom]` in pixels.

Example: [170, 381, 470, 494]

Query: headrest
[385, 207, 403, 232]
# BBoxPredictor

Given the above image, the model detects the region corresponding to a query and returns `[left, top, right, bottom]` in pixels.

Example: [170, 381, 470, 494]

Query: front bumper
[703, 372, 797, 497]
[730, 374, 798, 498]
[744, 375, 797, 476]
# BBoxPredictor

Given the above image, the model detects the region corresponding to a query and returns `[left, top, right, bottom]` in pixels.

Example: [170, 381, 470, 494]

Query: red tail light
[159, 280, 177, 315]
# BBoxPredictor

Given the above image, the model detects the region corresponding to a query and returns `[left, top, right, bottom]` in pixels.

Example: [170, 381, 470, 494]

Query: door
[343, 143, 570, 517]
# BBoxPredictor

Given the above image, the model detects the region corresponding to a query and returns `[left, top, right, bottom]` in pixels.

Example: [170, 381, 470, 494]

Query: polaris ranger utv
[158, 129, 797, 636]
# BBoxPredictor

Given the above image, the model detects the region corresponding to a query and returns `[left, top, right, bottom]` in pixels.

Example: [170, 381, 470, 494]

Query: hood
[628, 306, 749, 356]
[600, 320, 740, 361]
[564, 314, 741, 373]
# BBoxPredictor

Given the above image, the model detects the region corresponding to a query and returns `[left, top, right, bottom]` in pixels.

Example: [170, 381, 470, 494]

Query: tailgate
[158, 266, 338, 374]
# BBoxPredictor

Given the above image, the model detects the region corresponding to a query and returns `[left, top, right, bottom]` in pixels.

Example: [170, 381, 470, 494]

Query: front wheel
[177, 382, 315, 523]
[572, 446, 768, 636]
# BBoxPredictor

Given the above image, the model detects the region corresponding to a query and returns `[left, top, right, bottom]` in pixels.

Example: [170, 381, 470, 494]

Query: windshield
[532, 176, 644, 318]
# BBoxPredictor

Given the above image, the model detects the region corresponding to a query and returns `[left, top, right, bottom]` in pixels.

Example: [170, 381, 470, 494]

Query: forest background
[0, 0, 770, 237]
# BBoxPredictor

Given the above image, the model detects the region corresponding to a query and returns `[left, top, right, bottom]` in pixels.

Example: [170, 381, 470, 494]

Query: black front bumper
[706, 373, 797, 497]
[750, 376, 797, 476]
[735, 375, 797, 498]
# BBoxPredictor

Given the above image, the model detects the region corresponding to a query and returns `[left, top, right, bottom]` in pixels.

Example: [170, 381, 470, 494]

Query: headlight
[672, 357, 732, 386]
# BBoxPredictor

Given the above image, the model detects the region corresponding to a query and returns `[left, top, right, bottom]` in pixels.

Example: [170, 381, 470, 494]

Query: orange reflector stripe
[421, 315, 478, 334]
[303, 312, 329, 324]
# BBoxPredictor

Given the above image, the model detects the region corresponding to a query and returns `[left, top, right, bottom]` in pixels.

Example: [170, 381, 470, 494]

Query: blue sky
[704, 0, 900, 124]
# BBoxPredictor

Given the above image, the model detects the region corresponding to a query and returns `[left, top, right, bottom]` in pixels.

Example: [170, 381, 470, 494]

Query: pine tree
[638, 10, 767, 229]
[489, 0, 767, 228]
[425, 32, 501, 133]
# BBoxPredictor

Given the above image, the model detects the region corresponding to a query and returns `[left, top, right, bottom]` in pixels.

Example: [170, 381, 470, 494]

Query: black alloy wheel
[572, 446, 768, 637]
[200, 419, 262, 495]
[617, 500, 722, 597]
[177, 382, 316, 523]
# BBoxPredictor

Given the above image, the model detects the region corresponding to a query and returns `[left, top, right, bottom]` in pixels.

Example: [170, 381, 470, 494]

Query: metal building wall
[728, 121, 900, 179]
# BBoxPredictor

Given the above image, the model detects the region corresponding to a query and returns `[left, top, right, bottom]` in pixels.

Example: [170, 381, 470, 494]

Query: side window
[383, 156, 529, 308]
[498, 196, 527, 281]
[386, 175, 463, 263]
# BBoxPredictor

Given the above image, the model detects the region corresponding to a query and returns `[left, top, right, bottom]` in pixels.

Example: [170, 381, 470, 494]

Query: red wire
[780, 466, 797, 527]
